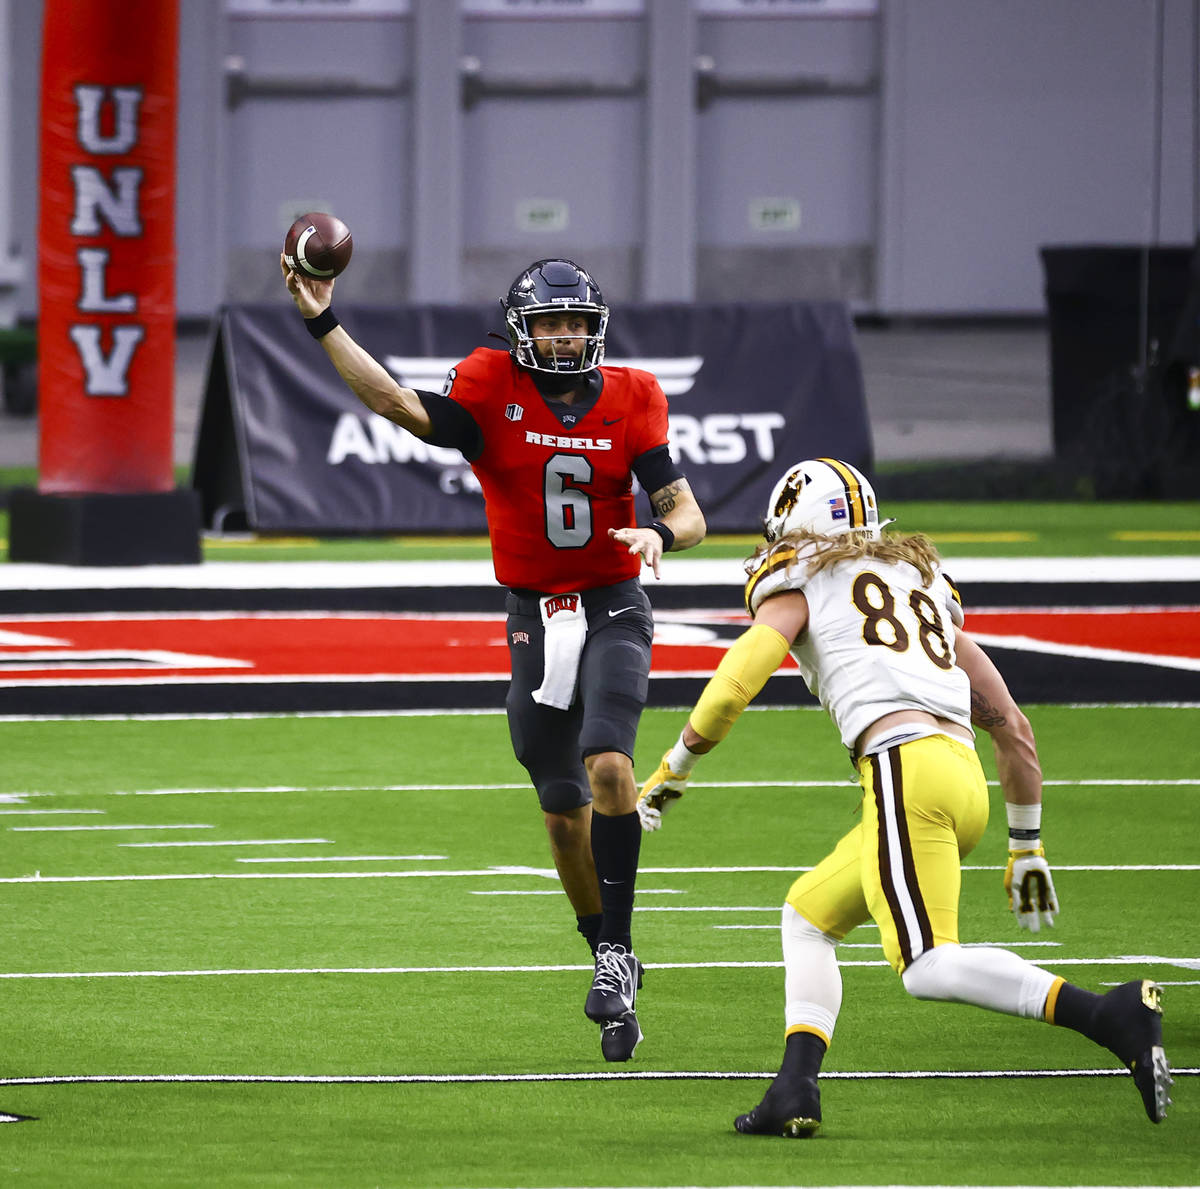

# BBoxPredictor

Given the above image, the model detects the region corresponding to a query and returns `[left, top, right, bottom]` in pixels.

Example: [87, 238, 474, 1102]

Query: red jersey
[446, 348, 670, 593]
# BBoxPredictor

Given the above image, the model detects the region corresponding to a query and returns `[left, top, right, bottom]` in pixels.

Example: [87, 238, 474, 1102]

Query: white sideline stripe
[119, 838, 332, 849]
[0, 1068, 1195, 1088]
[0, 809, 105, 815]
[9, 823, 214, 833]
[3, 863, 1198, 886]
[6, 777, 1200, 799]
[0, 703, 1197, 723]
[236, 854, 447, 864]
[1, 554, 1196, 588]
[0, 956, 1193, 980]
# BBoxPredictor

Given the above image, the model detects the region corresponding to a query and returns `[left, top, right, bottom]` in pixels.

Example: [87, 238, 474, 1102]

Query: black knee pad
[536, 777, 592, 814]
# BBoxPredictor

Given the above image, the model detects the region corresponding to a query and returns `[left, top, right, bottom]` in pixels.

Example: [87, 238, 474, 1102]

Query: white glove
[637, 751, 690, 832]
[1004, 847, 1059, 932]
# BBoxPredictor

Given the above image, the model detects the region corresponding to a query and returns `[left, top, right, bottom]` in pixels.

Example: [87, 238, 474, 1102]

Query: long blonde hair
[746, 530, 944, 587]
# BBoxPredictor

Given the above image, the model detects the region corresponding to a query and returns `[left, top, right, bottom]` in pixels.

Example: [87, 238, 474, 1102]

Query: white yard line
[118, 838, 332, 848]
[2, 862, 1198, 885]
[236, 854, 447, 864]
[8, 823, 213, 833]
[471, 888, 686, 896]
[4, 777, 1199, 801]
[0, 956, 1195, 981]
[0, 1068, 1195, 1088]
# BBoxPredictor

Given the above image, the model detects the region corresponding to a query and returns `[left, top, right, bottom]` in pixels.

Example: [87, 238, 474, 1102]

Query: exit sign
[749, 198, 802, 231]
[516, 199, 570, 233]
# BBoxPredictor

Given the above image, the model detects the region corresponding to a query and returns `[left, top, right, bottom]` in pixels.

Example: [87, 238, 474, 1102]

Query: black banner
[192, 302, 872, 534]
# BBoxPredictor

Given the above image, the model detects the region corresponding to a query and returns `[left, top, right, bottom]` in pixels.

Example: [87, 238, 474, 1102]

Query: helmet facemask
[763, 458, 885, 543]
[501, 258, 610, 375]
[505, 303, 609, 374]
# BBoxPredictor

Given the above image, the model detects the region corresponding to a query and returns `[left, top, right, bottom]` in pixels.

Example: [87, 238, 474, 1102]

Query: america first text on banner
[193, 301, 872, 535]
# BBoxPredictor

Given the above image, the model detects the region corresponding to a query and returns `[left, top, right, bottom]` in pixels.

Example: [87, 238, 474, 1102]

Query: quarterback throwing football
[639, 458, 1171, 1132]
[282, 255, 706, 1062]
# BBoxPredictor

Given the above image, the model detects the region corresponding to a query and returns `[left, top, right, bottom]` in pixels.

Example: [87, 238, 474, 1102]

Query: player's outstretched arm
[280, 253, 432, 436]
[955, 629, 1059, 931]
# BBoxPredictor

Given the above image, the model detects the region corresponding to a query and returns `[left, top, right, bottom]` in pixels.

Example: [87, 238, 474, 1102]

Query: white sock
[901, 942, 1056, 1020]
[782, 903, 842, 1043]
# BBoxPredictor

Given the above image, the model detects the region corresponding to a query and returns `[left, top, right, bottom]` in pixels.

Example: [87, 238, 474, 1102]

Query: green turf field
[0, 705, 1195, 1187]
[1, 497, 1199, 562]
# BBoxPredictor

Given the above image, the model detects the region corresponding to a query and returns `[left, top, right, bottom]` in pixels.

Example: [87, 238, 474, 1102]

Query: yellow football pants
[785, 733, 989, 973]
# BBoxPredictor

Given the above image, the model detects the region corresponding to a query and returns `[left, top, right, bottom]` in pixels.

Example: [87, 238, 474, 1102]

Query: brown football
[283, 212, 353, 280]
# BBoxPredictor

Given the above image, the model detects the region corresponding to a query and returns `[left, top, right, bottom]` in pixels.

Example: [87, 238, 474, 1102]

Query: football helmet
[763, 458, 883, 543]
[502, 258, 609, 374]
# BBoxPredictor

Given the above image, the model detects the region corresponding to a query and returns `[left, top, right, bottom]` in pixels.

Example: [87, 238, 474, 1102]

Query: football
[283, 211, 353, 280]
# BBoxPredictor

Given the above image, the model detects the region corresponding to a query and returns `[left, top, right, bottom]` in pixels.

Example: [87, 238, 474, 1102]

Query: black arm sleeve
[632, 444, 685, 500]
[415, 391, 485, 461]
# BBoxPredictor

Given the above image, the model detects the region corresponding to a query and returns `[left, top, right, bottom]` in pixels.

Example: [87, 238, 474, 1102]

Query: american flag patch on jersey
[828, 496, 847, 520]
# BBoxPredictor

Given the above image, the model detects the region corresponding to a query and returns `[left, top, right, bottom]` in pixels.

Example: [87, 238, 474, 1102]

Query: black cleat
[734, 1074, 822, 1138]
[600, 1011, 643, 1062]
[1092, 979, 1173, 1123]
[584, 943, 640, 1022]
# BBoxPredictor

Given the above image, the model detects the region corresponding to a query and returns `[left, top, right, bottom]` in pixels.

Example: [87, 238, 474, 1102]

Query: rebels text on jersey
[446, 348, 670, 593]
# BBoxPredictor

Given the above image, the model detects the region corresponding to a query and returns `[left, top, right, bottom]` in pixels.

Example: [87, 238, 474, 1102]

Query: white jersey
[745, 540, 972, 752]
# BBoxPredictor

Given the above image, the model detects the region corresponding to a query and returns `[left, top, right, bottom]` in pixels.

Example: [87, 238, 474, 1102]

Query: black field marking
[0, 661, 1196, 716]
[0, 1068, 1195, 1087]
[1, 579, 1197, 616]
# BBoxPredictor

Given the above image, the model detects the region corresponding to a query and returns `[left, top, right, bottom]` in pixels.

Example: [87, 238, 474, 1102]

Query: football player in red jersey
[282, 255, 706, 1061]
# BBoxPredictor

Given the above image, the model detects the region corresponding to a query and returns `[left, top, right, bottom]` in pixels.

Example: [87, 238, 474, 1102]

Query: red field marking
[0, 608, 1194, 684]
[965, 608, 1200, 661]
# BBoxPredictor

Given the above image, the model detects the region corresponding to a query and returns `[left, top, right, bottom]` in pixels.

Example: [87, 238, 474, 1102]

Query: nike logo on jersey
[603, 416, 624, 425]
[608, 607, 636, 618]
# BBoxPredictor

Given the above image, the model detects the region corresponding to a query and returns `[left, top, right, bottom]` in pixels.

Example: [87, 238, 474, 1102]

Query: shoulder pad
[744, 543, 801, 616]
[937, 569, 965, 628]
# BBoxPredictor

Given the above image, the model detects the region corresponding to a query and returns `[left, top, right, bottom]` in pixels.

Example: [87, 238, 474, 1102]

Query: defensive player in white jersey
[638, 458, 1172, 1135]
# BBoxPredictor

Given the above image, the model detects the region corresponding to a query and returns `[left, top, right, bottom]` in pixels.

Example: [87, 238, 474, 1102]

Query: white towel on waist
[532, 593, 587, 710]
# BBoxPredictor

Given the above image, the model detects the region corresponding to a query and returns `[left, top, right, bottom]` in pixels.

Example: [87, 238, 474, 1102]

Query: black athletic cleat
[600, 1011, 643, 1062]
[584, 943, 640, 1022]
[734, 1074, 822, 1138]
[1092, 979, 1173, 1123]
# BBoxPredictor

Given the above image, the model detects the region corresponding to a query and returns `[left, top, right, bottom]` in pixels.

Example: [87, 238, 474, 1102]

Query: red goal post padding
[37, 0, 178, 494]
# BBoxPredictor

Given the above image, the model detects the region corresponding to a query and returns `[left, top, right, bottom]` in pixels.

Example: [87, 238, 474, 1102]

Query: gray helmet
[501, 258, 609, 374]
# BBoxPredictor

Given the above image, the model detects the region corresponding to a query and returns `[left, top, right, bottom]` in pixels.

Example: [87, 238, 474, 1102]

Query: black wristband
[647, 520, 675, 551]
[304, 308, 339, 340]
